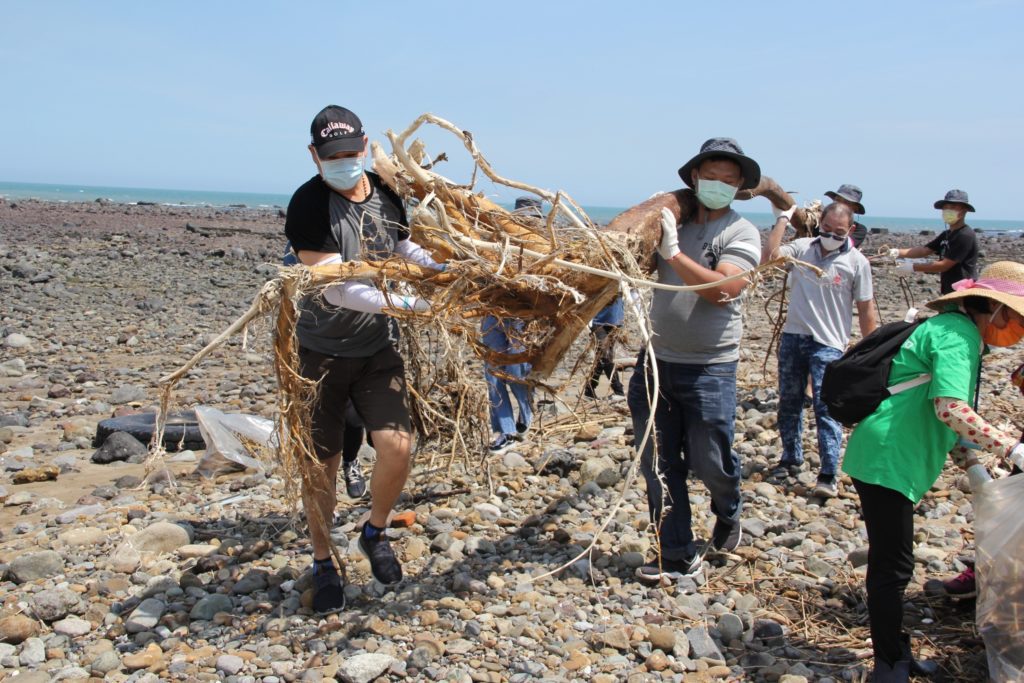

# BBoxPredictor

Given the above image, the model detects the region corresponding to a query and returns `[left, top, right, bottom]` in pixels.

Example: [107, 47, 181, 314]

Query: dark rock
[92, 432, 149, 464]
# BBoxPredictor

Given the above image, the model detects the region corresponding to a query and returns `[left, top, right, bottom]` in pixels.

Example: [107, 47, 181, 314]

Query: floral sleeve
[934, 397, 1017, 468]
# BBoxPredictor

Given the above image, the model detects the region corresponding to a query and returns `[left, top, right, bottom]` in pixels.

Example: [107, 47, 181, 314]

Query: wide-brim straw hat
[926, 261, 1024, 317]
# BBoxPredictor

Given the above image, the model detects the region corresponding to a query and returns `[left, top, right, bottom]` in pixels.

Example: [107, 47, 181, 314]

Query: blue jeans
[481, 315, 533, 436]
[628, 350, 742, 561]
[777, 333, 844, 477]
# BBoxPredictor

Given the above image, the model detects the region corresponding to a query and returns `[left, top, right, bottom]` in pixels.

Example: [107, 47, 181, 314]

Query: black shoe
[358, 529, 403, 586]
[635, 551, 703, 583]
[583, 386, 597, 399]
[515, 421, 529, 436]
[870, 657, 910, 682]
[770, 463, 802, 479]
[488, 434, 515, 454]
[311, 566, 346, 615]
[342, 459, 367, 499]
[900, 634, 939, 677]
[711, 518, 742, 551]
[611, 383, 625, 396]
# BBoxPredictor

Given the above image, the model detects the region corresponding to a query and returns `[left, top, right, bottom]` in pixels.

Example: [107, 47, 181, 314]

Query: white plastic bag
[194, 406, 276, 477]
[974, 472, 1024, 682]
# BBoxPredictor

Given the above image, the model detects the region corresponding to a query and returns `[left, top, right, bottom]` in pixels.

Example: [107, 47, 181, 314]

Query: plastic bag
[194, 406, 276, 477]
[974, 472, 1024, 682]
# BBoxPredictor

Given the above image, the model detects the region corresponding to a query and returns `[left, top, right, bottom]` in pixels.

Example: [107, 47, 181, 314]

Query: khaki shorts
[297, 344, 412, 461]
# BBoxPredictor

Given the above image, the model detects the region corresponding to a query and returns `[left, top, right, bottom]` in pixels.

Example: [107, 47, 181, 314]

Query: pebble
[9, 550, 64, 583]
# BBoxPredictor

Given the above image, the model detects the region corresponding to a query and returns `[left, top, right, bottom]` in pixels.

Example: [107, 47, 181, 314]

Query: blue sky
[1, 1, 1022, 218]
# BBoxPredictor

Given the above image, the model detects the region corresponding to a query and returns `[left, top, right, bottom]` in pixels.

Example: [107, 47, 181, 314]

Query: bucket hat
[933, 189, 975, 212]
[677, 137, 761, 191]
[513, 196, 543, 218]
[824, 184, 865, 215]
[926, 261, 1024, 317]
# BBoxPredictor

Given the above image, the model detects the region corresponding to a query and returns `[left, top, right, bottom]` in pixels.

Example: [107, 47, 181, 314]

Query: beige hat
[926, 261, 1024, 317]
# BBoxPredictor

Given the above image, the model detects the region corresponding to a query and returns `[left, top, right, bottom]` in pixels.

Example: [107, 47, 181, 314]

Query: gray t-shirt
[779, 238, 874, 351]
[649, 209, 761, 364]
[287, 178, 406, 357]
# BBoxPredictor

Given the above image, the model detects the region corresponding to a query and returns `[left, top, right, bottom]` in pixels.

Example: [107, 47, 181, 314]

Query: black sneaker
[358, 530, 403, 586]
[342, 459, 367, 499]
[711, 518, 742, 551]
[515, 420, 529, 436]
[770, 463, 802, 479]
[311, 566, 346, 615]
[488, 434, 515, 454]
[635, 551, 703, 584]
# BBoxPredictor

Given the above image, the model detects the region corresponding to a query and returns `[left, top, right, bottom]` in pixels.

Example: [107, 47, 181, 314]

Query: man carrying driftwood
[284, 105, 443, 613]
[762, 202, 878, 497]
[630, 138, 762, 583]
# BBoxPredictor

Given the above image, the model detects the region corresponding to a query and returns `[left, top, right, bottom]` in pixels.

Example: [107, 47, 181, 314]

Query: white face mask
[818, 232, 846, 251]
[942, 209, 961, 225]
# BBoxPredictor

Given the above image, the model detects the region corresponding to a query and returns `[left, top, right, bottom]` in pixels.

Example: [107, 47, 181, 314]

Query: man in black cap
[629, 137, 763, 583]
[825, 184, 869, 249]
[888, 189, 979, 294]
[283, 105, 444, 613]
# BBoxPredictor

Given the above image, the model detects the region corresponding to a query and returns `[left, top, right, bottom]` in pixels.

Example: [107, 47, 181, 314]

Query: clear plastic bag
[974, 472, 1024, 682]
[194, 406, 276, 477]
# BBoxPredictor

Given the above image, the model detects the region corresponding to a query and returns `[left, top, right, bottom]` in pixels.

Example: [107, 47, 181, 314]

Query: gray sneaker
[813, 476, 838, 499]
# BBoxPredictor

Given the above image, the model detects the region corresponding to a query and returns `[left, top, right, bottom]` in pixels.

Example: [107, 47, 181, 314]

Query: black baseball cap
[310, 105, 365, 159]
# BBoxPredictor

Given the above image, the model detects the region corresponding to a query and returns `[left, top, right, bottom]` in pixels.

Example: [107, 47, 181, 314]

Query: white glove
[896, 261, 915, 275]
[1008, 443, 1024, 470]
[648, 191, 666, 200]
[398, 295, 430, 313]
[887, 248, 901, 259]
[966, 463, 992, 492]
[771, 204, 797, 222]
[658, 208, 680, 260]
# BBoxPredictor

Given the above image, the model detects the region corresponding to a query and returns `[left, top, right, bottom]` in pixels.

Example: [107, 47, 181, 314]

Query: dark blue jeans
[777, 333, 844, 476]
[628, 350, 742, 560]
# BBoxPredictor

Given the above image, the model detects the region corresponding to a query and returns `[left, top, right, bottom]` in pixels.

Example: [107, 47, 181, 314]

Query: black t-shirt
[283, 173, 410, 357]
[925, 224, 980, 294]
[284, 173, 409, 252]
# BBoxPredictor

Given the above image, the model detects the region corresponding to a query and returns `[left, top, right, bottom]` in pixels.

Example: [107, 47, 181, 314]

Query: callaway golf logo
[321, 121, 356, 138]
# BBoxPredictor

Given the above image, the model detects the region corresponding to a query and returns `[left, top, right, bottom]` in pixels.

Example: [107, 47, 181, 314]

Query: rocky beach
[1, 196, 1023, 683]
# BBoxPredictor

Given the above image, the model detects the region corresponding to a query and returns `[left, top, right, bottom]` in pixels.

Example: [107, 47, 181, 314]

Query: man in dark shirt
[824, 183, 869, 249]
[889, 189, 979, 294]
[283, 105, 442, 613]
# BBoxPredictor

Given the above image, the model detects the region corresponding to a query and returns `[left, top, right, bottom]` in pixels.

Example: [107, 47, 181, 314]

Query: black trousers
[852, 478, 916, 666]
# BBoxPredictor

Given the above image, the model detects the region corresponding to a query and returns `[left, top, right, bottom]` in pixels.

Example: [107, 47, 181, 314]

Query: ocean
[2, 180, 1022, 235]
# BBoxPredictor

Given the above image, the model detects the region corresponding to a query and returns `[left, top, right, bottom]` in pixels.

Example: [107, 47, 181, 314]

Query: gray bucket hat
[677, 137, 761, 191]
[824, 184, 866, 215]
[513, 196, 543, 218]
[933, 189, 975, 212]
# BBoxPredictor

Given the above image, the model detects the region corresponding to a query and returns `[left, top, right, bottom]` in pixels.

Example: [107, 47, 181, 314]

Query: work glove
[648, 191, 666, 200]
[887, 248, 901, 259]
[1008, 443, 1024, 470]
[966, 463, 992, 492]
[658, 208, 681, 260]
[772, 204, 797, 222]
[398, 295, 430, 313]
[896, 261, 915, 276]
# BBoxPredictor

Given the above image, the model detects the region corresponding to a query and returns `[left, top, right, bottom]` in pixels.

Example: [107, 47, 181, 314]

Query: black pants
[853, 478, 915, 666]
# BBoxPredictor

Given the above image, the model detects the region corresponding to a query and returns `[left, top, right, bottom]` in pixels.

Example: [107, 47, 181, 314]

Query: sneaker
[942, 564, 976, 599]
[583, 386, 598, 399]
[770, 463, 802, 479]
[311, 566, 346, 614]
[488, 434, 515, 454]
[711, 518, 742, 551]
[515, 421, 529, 436]
[342, 459, 367, 499]
[635, 551, 704, 584]
[358, 529, 403, 585]
[813, 476, 838, 499]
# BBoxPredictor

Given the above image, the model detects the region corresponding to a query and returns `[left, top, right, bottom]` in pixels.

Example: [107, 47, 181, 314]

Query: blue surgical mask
[320, 156, 364, 191]
[695, 178, 738, 210]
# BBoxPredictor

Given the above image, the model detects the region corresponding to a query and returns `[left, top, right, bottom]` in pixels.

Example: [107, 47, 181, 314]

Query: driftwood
[603, 178, 821, 272]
